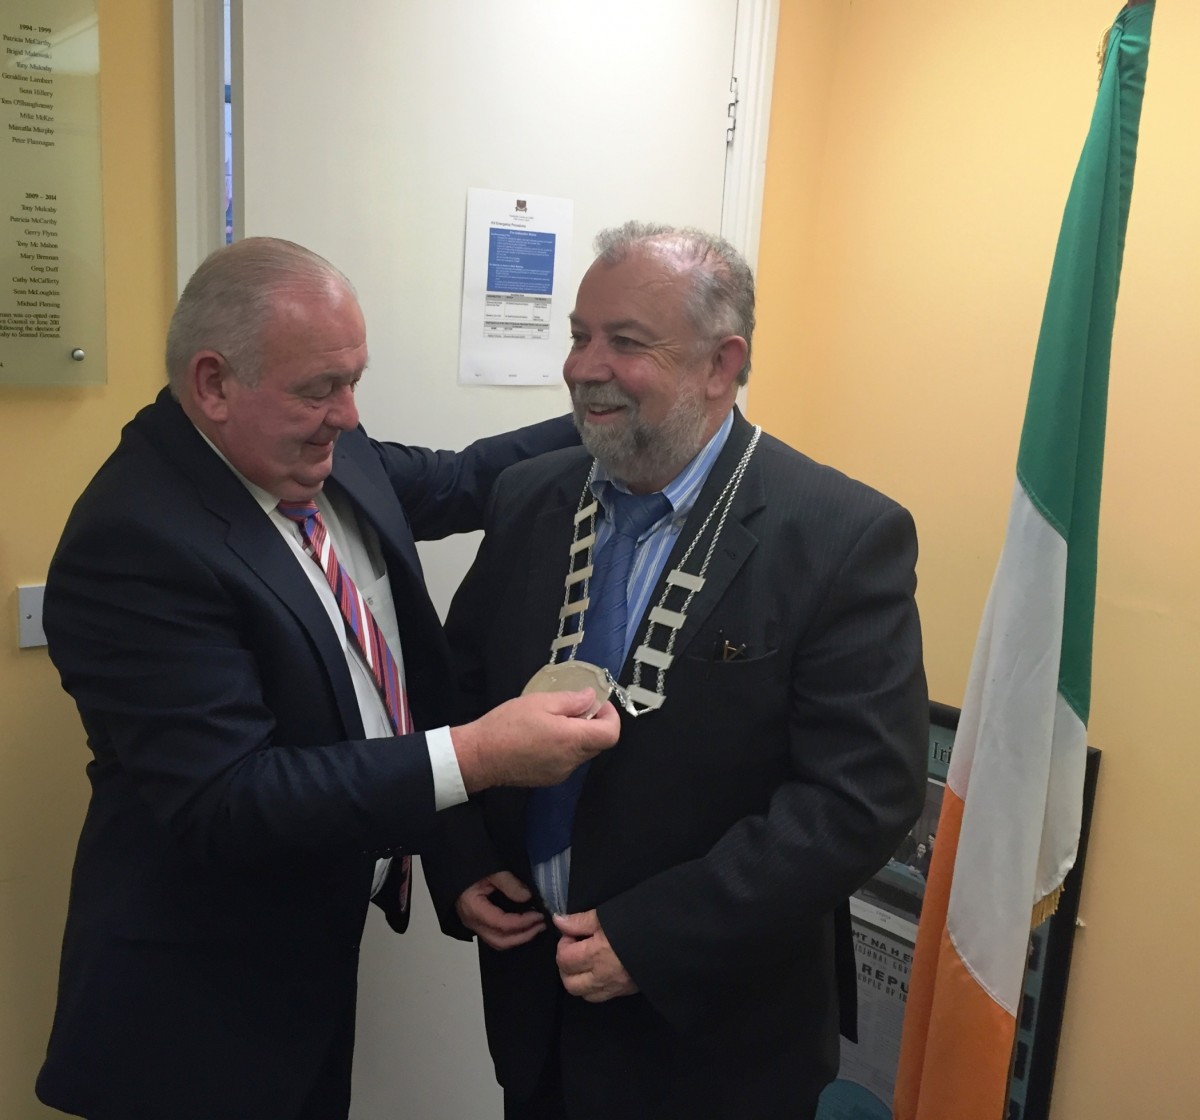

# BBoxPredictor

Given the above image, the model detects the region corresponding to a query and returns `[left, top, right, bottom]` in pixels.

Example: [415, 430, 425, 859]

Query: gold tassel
[1097, 26, 1112, 88]
[1031, 885, 1064, 930]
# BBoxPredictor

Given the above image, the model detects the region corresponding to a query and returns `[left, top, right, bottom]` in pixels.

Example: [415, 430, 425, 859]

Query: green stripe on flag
[1015, 2, 1154, 725]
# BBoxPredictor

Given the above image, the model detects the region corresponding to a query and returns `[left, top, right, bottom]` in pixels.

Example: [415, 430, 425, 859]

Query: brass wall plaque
[0, 1, 105, 386]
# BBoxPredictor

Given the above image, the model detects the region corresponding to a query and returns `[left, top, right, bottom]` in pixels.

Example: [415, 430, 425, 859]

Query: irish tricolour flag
[894, 5, 1154, 1119]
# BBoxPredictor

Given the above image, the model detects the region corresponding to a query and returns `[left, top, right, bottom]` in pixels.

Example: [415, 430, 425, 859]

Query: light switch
[18, 583, 47, 648]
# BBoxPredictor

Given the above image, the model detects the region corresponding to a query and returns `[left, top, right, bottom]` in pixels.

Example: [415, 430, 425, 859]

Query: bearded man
[425, 222, 928, 1120]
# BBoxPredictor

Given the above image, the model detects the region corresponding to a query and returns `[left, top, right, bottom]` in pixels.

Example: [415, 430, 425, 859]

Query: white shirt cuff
[426, 725, 467, 811]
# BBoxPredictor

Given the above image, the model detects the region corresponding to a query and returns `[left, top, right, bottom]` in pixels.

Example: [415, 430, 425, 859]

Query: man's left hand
[553, 910, 638, 1002]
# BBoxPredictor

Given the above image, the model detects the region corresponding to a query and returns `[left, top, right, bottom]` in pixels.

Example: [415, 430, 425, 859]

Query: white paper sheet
[458, 187, 573, 386]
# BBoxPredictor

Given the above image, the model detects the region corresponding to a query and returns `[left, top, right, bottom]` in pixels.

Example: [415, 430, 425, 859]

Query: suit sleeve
[597, 502, 928, 1033]
[367, 415, 578, 541]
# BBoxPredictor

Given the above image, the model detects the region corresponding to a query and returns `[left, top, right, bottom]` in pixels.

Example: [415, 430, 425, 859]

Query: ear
[704, 335, 748, 401]
[188, 350, 235, 423]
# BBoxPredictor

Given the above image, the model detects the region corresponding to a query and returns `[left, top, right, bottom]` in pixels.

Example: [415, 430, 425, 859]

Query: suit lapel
[329, 441, 445, 640]
[331, 442, 424, 575]
[139, 391, 364, 735]
[622, 410, 765, 670]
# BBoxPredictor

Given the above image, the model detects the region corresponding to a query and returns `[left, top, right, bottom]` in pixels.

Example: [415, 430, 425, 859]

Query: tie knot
[276, 499, 320, 524]
[605, 488, 671, 541]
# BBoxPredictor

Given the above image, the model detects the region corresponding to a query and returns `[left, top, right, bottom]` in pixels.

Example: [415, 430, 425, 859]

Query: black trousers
[292, 1015, 355, 1120]
[503, 1034, 566, 1120]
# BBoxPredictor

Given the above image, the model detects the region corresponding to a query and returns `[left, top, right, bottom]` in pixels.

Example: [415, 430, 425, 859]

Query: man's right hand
[451, 688, 619, 793]
[456, 870, 546, 950]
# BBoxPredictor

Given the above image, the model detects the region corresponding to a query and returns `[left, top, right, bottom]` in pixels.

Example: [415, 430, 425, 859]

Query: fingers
[541, 687, 602, 719]
[564, 699, 620, 768]
[479, 909, 545, 951]
[553, 917, 638, 1003]
[452, 688, 622, 791]
[555, 927, 592, 977]
[552, 910, 600, 939]
[581, 700, 620, 748]
[489, 869, 533, 904]
[455, 874, 546, 951]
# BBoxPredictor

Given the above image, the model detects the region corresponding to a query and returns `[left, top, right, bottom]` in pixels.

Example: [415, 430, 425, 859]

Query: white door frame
[723, 0, 779, 268]
[170, 0, 227, 294]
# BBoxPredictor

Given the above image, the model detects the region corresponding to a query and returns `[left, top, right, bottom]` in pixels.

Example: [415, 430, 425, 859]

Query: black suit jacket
[36, 388, 575, 1120]
[426, 411, 928, 1119]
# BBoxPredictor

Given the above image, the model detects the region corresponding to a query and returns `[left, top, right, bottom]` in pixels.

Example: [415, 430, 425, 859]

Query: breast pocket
[679, 647, 785, 696]
[665, 647, 789, 750]
[656, 647, 792, 797]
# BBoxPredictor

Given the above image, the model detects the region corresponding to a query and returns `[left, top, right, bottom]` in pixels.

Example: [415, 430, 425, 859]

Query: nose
[325, 383, 360, 432]
[563, 339, 611, 387]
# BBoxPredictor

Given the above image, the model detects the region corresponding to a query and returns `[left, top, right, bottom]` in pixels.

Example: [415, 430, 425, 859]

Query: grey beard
[573, 386, 709, 490]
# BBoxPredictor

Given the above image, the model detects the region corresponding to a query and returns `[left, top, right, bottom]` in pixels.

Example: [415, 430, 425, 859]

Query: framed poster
[816, 702, 1101, 1120]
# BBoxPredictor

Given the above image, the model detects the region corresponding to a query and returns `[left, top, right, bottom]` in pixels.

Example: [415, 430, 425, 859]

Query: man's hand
[451, 690, 620, 793]
[553, 910, 638, 1002]
[456, 871, 546, 950]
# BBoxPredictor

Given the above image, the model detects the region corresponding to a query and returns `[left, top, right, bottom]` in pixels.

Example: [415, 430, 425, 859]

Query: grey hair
[592, 221, 755, 385]
[165, 237, 356, 394]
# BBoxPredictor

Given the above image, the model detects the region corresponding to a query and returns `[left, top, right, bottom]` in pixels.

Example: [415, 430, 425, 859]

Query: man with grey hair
[36, 237, 618, 1120]
[426, 222, 928, 1118]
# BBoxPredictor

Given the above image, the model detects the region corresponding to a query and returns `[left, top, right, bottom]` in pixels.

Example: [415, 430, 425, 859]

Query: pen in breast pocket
[713, 630, 746, 662]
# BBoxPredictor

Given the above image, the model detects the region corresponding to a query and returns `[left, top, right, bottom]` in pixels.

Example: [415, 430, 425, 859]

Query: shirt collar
[193, 423, 281, 516]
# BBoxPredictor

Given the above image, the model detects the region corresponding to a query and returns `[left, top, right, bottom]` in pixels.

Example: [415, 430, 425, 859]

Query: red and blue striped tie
[278, 499, 413, 908]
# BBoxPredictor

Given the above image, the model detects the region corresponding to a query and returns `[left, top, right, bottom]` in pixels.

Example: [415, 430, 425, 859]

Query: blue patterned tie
[526, 487, 671, 868]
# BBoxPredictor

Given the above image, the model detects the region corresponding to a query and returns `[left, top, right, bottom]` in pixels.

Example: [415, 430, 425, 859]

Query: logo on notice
[515, 200, 528, 212]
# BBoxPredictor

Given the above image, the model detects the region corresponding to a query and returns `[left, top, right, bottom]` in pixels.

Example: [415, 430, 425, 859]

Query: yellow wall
[752, 1, 1198, 1117]
[0, 1, 174, 1114]
[7, 3, 1196, 1117]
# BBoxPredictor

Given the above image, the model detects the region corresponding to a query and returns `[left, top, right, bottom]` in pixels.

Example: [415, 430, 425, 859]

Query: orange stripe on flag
[894, 790, 1016, 1120]
[894, 791, 962, 1116]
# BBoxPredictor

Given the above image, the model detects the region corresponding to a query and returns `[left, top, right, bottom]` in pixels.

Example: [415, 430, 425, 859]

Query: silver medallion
[522, 661, 612, 719]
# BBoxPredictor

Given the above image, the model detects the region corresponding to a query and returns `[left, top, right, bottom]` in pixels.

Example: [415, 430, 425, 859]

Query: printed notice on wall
[458, 188, 573, 386]
[0, 1, 106, 386]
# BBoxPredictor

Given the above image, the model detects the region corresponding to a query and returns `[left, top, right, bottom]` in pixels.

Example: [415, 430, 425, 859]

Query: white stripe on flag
[944, 479, 1084, 1015]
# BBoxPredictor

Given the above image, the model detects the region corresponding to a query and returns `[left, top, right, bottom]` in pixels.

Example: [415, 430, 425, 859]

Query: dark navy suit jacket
[426, 411, 929, 1119]
[37, 388, 574, 1119]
